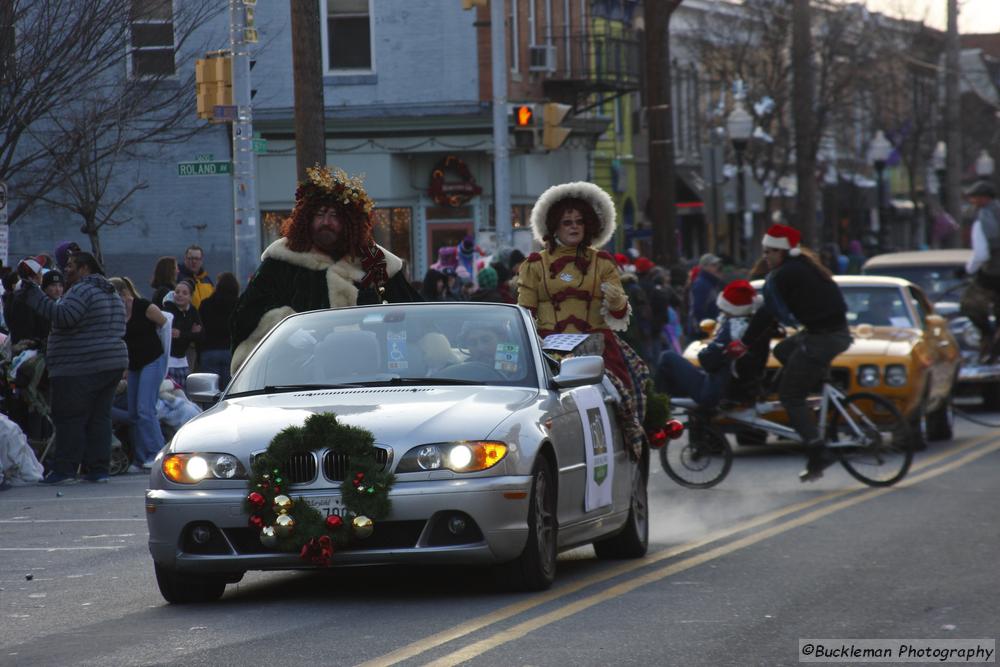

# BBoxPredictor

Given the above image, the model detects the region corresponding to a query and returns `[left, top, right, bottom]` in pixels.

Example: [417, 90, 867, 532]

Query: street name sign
[177, 161, 232, 177]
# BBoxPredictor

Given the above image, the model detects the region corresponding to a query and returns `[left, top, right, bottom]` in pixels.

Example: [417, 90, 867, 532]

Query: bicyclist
[734, 224, 852, 482]
[959, 180, 1000, 362]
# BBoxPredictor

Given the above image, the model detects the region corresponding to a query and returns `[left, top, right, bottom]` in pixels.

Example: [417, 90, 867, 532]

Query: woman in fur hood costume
[229, 165, 418, 374]
[518, 181, 650, 456]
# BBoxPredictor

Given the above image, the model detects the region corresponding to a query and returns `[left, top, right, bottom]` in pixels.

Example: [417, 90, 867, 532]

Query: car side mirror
[186, 373, 221, 404]
[553, 355, 605, 389]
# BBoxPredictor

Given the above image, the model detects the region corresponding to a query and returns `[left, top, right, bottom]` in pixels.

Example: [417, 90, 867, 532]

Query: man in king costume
[230, 165, 418, 374]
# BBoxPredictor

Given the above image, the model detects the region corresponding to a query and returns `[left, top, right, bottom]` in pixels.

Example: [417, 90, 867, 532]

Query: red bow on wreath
[300, 535, 335, 566]
[359, 244, 389, 289]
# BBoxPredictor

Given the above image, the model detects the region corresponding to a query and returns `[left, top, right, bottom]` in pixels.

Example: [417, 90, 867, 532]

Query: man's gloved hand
[725, 340, 748, 359]
[600, 282, 628, 311]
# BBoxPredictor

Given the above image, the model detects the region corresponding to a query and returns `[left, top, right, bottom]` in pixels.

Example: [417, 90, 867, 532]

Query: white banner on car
[575, 385, 614, 512]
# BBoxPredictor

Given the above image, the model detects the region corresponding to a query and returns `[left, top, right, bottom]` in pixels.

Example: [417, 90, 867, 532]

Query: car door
[909, 285, 960, 403]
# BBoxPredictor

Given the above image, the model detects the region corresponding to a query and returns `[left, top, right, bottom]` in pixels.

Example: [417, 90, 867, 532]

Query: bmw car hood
[171, 386, 539, 454]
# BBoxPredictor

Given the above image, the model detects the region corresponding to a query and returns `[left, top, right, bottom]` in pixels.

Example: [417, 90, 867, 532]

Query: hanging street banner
[177, 161, 232, 177]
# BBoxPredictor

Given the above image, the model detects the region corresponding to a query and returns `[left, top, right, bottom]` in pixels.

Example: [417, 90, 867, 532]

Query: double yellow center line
[359, 434, 1000, 667]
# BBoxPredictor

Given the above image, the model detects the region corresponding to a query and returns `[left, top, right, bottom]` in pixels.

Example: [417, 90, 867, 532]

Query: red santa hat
[634, 257, 654, 274]
[716, 279, 759, 316]
[761, 223, 802, 256]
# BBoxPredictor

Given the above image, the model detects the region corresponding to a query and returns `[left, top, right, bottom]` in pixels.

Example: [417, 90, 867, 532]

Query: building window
[322, 0, 373, 73]
[129, 0, 175, 77]
[372, 207, 412, 276]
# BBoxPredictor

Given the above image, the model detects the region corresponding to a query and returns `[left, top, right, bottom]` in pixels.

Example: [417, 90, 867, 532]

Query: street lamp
[868, 130, 892, 252]
[727, 101, 753, 263]
[976, 149, 995, 179]
[932, 141, 947, 209]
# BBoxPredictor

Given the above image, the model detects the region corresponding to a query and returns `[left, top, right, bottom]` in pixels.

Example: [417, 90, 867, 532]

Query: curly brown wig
[281, 195, 374, 258]
[543, 197, 601, 253]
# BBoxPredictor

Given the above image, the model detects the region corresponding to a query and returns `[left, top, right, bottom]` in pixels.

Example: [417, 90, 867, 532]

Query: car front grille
[323, 448, 390, 481]
[252, 447, 389, 484]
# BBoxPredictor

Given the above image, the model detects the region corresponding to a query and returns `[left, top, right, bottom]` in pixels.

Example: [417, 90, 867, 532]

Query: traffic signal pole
[230, 0, 261, 285]
[490, 0, 512, 248]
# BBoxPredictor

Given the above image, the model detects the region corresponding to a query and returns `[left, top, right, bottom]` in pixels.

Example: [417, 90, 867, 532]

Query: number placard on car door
[575, 385, 614, 512]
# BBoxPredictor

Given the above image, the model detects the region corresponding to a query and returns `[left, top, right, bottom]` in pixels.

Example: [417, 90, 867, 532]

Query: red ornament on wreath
[428, 155, 482, 207]
[247, 491, 265, 510]
[325, 515, 344, 530]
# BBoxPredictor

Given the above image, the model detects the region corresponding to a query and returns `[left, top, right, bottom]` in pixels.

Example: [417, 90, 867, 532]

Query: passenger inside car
[853, 290, 910, 327]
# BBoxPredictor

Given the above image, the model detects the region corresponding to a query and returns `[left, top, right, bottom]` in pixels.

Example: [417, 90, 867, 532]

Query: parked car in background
[146, 302, 649, 603]
[684, 276, 960, 447]
[863, 250, 1000, 409]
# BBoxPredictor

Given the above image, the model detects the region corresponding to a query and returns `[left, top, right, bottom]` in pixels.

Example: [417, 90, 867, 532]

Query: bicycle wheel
[829, 391, 912, 487]
[659, 421, 733, 489]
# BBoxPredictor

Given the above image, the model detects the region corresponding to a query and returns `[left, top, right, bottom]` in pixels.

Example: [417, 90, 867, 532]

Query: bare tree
[0, 0, 223, 242]
[645, 0, 685, 267]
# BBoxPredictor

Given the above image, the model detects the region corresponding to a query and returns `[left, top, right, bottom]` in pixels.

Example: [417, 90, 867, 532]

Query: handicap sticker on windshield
[494, 343, 519, 373]
[387, 330, 408, 370]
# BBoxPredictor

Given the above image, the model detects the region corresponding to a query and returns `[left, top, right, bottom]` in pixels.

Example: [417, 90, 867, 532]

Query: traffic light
[195, 51, 233, 121]
[511, 104, 536, 149]
[542, 103, 572, 150]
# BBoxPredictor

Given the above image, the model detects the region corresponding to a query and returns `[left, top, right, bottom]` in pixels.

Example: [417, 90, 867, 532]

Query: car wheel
[495, 458, 557, 592]
[907, 401, 928, 452]
[925, 393, 955, 441]
[154, 563, 240, 604]
[982, 383, 1000, 411]
[593, 459, 648, 559]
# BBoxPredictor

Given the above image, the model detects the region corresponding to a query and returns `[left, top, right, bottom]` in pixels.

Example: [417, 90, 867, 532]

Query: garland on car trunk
[243, 412, 394, 566]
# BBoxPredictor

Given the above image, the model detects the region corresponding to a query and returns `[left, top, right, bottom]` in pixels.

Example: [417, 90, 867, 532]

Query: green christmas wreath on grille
[243, 412, 394, 566]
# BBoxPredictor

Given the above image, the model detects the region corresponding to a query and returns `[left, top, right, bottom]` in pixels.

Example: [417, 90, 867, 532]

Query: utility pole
[792, 0, 817, 248]
[944, 0, 961, 224]
[230, 0, 261, 284]
[290, 0, 327, 180]
[645, 0, 683, 267]
[490, 0, 512, 249]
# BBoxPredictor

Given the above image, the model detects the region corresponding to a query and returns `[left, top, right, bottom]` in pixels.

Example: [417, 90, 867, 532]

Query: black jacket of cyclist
[740, 224, 852, 481]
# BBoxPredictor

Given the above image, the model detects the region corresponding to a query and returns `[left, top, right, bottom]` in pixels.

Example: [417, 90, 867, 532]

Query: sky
[865, 0, 1000, 33]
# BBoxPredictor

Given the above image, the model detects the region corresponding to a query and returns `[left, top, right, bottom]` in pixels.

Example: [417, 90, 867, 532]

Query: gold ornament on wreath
[242, 413, 395, 566]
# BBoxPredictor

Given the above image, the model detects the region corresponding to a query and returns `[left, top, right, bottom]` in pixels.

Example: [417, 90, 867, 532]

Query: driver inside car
[459, 321, 508, 366]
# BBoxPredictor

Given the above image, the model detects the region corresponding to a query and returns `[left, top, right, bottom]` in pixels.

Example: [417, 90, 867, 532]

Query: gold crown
[301, 164, 375, 215]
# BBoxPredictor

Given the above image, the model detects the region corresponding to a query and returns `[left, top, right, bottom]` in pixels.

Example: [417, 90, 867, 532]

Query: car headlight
[857, 364, 880, 387]
[960, 322, 981, 350]
[396, 441, 508, 473]
[162, 453, 247, 484]
[885, 364, 907, 387]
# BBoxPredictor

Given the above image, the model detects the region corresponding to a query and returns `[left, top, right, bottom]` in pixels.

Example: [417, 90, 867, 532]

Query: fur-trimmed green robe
[230, 238, 418, 374]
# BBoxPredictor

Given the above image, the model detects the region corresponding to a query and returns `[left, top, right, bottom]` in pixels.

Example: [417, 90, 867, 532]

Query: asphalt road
[2, 407, 999, 667]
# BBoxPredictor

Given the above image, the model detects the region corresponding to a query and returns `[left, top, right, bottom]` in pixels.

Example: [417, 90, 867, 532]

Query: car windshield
[864, 266, 963, 301]
[227, 304, 537, 395]
[842, 286, 915, 328]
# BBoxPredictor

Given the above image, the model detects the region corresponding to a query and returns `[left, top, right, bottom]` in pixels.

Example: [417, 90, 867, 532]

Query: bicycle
[660, 376, 914, 489]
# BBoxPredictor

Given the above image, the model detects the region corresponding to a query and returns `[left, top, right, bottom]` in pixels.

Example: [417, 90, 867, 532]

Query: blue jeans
[199, 348, 232, 390]
[48, 369, 124, 476]
[129, 354, 167, 465]
[655, 351, 728, 408]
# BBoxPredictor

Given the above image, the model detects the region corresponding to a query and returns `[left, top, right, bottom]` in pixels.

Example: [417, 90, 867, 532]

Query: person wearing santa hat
[654, 280, 762, 407]
[736, 223, 851, 482]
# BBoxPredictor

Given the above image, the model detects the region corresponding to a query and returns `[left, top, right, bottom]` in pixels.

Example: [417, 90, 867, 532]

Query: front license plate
[302, 495, 351, 518]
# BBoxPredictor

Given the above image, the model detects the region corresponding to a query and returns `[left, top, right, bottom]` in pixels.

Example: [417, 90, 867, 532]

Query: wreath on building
[428, 155, 482, 207]
[243, 412, 394, 566]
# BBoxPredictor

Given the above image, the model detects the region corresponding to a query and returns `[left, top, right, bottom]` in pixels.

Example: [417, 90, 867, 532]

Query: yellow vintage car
[683, 275, 961, 446]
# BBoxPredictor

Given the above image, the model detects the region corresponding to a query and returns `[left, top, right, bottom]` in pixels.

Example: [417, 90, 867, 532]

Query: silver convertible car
[146, 302, 648, 603]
